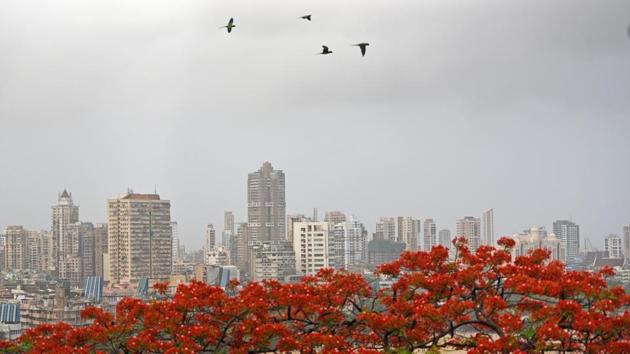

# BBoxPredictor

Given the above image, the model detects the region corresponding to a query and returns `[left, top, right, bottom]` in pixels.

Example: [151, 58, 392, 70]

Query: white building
[482, 209, 494, 246]
[375, 217, 396, 241]
[605, 234, 623, 259]
[204, 224, 216, 254]
[456, 217, 481, 252]
[397, 217, 420, 251]
[292, 221, 331, 275]
[333, 217, 368, 271]
[512, 226, 565, 262]
[553, 220, 579, 263]
[423, 219, 437, 251]
[206, 246, 230, 266]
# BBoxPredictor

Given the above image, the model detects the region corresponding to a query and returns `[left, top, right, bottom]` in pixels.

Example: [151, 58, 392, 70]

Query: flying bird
[319, 45, 333, 55]
[353, 43, 370, 57]
[300, 15, 312, 21]
[221, 18, 236, 33]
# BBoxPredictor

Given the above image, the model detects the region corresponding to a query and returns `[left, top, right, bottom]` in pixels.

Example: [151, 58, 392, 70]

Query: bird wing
[360, 45, 366, 56]
[228, 18, 234, 26]
[227, 27, 232, 33]
[306, 15, 311, 21]
[322, 45, 329, 51]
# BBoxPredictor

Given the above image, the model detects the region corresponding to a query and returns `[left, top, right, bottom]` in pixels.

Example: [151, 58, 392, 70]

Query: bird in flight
[353, 43, 370, 57]
[319, 45, 333, 55]
[300, 15, 312, 21]
[221, 18, 236, 33]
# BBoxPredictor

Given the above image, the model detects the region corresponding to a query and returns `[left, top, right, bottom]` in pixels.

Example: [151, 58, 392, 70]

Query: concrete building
[224, 211, 235, 234]
[206, 247, 230, 266]
[51, 190, 79, 273]
[423, 218, 437, 251]
[374, 217, 396, 241]
[27, 230, 52, 273]
[512, 226, 565, 262]
[605, 234, 623, 259]
[230, 222, 250, 275]
[107, 192, 172, 284]
[456, 217, 481, 252]
[249, 241, 296, 281]
[624, 224, 630, 260]
[94, 224, 108, 278]
[397, 217, 420, 251]
[204, 224, 216, 254]
[78, 223, 96, 283]
[553, 220, 580, 263]
[287, 214, 310, 243]
[3, 226, 29, 271]
[171, 221, 181, 264]
[482, 209, 494, 246]
[292, 221, 331, 275]
[247, 162, 286, 242]
[324, 211, 347, 227]
[438, 229, 451, 248]
[333, 217, 368, 272]
[367, 239, 406, 269]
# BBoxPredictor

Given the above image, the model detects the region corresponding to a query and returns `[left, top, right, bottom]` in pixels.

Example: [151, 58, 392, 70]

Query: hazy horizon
[1, 0, 629, 249]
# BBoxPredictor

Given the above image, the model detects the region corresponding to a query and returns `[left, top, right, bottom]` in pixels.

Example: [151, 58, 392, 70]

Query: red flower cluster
[1, 237, 629, 353]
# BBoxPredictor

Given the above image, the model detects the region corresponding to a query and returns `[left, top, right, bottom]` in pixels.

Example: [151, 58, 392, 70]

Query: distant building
[107, 192, 172, 284]
[204, 224, 216, 254]
[512, 226, 565, 262]
[51, 190, 79, 273]
[438, 229, 451, 248]
[3, 226, 29, 271]
[230, 222, 250, 275]
[293, 221, 331, 275]
[553, 220, 580, 263]
[605, 234, 623, 259]
[624, 224, 630, 259]
[374, 217, 396, 241]
[224, 211, 235, 234]
[171, 221, 181, 263]
[195, 265, 240, 288]
[423, 218, 437, 251]
[286, 214, 310, 243]
[367, 239, 406, 269]
[249, 241, 296, 281]
[94, 224, 108, 278]
[324, 211, 347, 227]
[482, 209, 494, 246]
[247, 162, 286, 242]
[333, 217, 368, 272]
[206, 247, 230, 266]
[397, 217, 420, 251]
[456, 217, 481, 252]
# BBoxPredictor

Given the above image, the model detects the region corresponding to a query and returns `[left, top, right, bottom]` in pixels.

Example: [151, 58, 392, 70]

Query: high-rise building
[456, 217, 481, 252]
[107, 192, 172, 284]
[624, 224, 630, 259]
[94, 223, 108, 278]
[3, 226, 29, 271]
[79, 222, 96, 283]
[249, 241, 296, 281]
[287, 214, 310, 243]
[396, 217, 419, 250]
[171, 221, 181, 263]
[204, 224, 216, 254]
[482, 209, 494, 246]
[333, 217, 368, 272]
[230, 222, 249, 275]
[367, 239, 406, 269]
[438, 229, 451, 248]
[512, 226, 565, 262]
[247, 162, 286, 242]
[553, 220, 580, 263]
[374, 217, 396, 241]
[605, 234, 622, 259]
[292, 221, 331, 275]
[324, 211, 347, 227]
[27, 230, 52, 273]
[52, 190, 79, 273]
[423, 219, 437, 251]
[222, 211, 235, 248]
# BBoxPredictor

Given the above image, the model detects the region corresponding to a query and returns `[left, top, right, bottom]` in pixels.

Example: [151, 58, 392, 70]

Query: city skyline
[1, 0, 630, 250]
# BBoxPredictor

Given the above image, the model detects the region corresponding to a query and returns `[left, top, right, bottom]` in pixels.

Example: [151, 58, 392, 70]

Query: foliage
[2, 237, 629, 353]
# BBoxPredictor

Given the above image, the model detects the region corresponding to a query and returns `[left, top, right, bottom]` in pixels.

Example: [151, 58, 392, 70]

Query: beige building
[375, 217, 396, 241]
[249, 241, 295, 281]
[107, 192, 172, 284]
[457, 216, 481, 252]
[293, 221, 331, 275]
[512, 226, 565, 262]
[51, 190, 79, 273]
[3, 226, 29, 271]
[247, 162, 286, 242]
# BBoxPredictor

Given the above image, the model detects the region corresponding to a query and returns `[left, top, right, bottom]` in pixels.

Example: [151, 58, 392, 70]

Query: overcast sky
[1, 0, 629, 249]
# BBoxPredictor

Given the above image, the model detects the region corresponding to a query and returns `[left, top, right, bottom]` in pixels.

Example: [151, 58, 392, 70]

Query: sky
[1, 0, 629, 250]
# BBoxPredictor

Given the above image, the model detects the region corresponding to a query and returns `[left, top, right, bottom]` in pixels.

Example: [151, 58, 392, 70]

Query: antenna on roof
[154, 184, 157, 195]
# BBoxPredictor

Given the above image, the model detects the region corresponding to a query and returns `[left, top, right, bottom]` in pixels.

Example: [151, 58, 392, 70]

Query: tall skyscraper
[230, 222, 249, 274]
[51, 190, 79, 272]
[438, 229, 451, 248]
[456, 217, 481, 252]
[605, 234, 622, 259]
[224, 212, 235, 234]
[28, 230, 52, 273]
[553, 220, 580, 263]
[205, 224, 216, 254]
[333, 217, 368, 271]
[482, 209, 494, 246]
[396, 217, 420, 250]
[423, 218, 437, 251]
[624, 224, 630, 259]
[247, 162, 286, 242]
[171, 221, 181, 264]
[107, 192, 172, 284]
[93, 223, 108, 278]
[3, 226, 29, 271]
[292, 221, 331, 275]
[374, 217, 396, 241]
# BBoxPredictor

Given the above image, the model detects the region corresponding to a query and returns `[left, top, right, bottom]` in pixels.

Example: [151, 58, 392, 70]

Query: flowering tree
[1, 237, 629, 353]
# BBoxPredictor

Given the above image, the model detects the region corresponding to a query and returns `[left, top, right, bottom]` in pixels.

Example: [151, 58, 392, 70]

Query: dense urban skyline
[1, 0, 630, 249]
